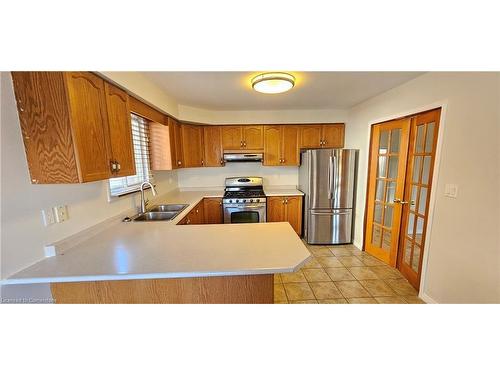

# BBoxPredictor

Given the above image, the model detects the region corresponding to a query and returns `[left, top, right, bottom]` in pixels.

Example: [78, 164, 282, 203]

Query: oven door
[223, 204, 266, 224]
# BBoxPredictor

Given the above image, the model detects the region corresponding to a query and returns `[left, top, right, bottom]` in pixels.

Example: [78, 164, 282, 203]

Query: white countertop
[3, 189, 310, 285]
[264, 187, 304, 196]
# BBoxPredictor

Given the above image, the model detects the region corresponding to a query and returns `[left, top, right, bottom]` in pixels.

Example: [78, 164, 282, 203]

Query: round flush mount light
[251, 72, 295, 94]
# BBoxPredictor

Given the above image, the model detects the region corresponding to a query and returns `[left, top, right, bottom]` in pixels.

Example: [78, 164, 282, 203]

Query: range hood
[223, 153, 263, 163]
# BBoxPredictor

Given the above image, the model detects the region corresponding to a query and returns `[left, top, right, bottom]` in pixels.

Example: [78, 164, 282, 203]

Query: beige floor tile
[359, 280, 396, 296]
[283, 283, 316, 301]
[300, 257, 323, 269]
[338, 256, 365, 267]
[325, 267, 356, 281]
[274, 274, 282, 284]
[348, 297, 378, 304]
[402, 295, 426, 304]
[348, 267, 380, 280]
[274, 284, 288, 303]
[303, 268, 331, 282]
[329, 248, 355, 257]
[290, 300, 318, 304]
[309, 247, 335, 257]
[369, 266, 404, 280]
[375, 296, 407, 304]
[281, 270, 307, 283]
[385, 278, 418, 296]
[317, 298, 348, 304]
[359, 256, 385, 266]
[349, 248, 365, 257]
[335, 280, 371, 298]
[309, 282, 344, 299]
[317, 256, 345, 268]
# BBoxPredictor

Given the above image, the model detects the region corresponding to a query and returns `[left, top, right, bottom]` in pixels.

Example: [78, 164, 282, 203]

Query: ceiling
[142, 72, 423, 111]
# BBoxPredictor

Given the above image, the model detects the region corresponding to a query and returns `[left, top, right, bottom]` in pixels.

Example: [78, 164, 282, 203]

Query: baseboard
[419, 291, 439, 304]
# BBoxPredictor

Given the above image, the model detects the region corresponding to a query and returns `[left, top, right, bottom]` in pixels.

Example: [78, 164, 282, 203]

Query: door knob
[393, 198, 409, 204]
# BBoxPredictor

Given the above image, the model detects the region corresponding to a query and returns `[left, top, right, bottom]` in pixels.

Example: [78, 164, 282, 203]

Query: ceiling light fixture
[251, 72, 295, 94]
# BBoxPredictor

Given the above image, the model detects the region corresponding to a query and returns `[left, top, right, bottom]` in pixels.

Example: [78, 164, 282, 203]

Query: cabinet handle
[244, 141, 247, 147]
[116, 162, 121, 172]
[186, 219, 191, 224]
[282, 159, 285, 164]
[220, 158, 224, 165]
[110, 160, 117, 172]
[177, 160, 182, 166]
[240, 141, 243, 147]
[201, 160, 204, 166]
[196, 209, 199, 213]
[285, 198, 288, 204]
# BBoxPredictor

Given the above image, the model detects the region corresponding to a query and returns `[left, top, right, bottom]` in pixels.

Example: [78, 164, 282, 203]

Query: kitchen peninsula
[4, 190, 310, 303]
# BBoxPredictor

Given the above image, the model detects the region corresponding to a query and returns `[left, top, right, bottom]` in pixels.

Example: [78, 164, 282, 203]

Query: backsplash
[176, 162, 299, 188]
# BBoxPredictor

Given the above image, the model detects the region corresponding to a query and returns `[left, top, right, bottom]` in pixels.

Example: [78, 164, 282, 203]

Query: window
[109, 114, 153, 197]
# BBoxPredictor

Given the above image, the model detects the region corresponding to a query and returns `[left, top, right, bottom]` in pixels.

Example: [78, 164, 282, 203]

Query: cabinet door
[65, 72, 112, 182]
[181, 124, 203, 168]
[281, 125, 300, 166]
[171, 118, 184, 168]
[300, 125, 322, 149]
[191, 202, 205, 224]
[167, 118, 178, 169]
[203, 126, 223, 167]
[243, 125, 264, 149]
[104, 82, 136, 177]
[285, 196, 303, 236]
[267, 196, 285, 222]
[203, 198, 223, 224]
[263, 125, 281, 166]
[322, 124, 345, 148]
[221, 126, 243, 150]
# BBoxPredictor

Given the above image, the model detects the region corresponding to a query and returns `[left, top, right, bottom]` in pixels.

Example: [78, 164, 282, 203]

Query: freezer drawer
[306, 209, 353, 245]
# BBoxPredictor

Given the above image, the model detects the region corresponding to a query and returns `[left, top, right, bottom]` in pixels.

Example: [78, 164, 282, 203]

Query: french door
[365, 108, 441, 289]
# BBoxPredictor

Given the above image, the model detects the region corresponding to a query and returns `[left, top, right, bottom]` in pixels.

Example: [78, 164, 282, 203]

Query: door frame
[361, 101, 448, 300]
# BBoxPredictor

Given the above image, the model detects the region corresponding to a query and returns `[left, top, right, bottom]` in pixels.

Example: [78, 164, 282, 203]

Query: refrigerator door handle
[328, 155, 334, 199]
[332, 154, 337, 202]
[311, 211, 351, 216]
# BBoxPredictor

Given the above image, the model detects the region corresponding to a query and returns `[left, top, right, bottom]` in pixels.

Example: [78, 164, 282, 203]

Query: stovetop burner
[223, 176, 266, 204]
[223, 189, 266, 199]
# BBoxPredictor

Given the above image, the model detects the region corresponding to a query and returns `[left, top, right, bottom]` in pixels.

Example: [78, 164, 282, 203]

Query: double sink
[133, 204, 188, 222]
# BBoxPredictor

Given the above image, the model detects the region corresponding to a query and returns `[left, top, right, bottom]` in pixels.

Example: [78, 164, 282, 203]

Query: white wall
[0, 73, 179, 300]
[177, 164, 298, 189]
[347, 72, 500, 303]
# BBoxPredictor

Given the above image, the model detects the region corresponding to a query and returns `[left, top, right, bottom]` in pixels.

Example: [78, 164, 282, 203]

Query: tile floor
[274, 242, 425, 304]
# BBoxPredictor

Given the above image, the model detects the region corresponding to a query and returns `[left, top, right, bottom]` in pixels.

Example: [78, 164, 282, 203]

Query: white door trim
[364, 101, 448, 302]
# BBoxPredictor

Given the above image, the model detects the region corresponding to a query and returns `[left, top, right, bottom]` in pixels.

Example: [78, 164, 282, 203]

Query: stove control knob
[250, 199, 254, 203]
[256, 199, 260, 203]
[236, 199, 240, 203]
[243, 199, 247, 203]
[229, 199, 233, 203]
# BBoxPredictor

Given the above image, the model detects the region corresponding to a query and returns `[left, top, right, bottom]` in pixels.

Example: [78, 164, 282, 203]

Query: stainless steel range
[223, 177, 267, 223]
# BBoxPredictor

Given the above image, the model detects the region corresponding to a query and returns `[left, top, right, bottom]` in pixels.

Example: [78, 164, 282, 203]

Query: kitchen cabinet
[203, 126, 224, 167]
[266, 196, 303, 236]
[104, 82, 136, 177]
[263, 125, 300, 166]
[203, 198, 223, 224]
[181, 123, 204, 168]
[300, 124, 344, 149]
[221, 125, 263, 150]
[11, 71, 136, 183]
[169, 117, 184, 168]
[180, 201, 205, 225]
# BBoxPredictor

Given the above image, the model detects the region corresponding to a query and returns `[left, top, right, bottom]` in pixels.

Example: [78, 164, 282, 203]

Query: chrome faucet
[140, 181, 157, 213]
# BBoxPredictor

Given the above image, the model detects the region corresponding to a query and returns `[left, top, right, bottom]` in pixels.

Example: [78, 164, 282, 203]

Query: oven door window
[231, 211, 260, 223]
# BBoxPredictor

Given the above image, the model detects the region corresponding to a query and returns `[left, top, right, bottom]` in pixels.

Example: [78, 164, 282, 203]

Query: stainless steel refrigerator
[299, 149, 358, 244]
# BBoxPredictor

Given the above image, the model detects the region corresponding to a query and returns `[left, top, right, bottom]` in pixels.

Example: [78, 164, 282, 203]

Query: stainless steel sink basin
[133, 211, 179, 221]
[149, 204, 188, 213]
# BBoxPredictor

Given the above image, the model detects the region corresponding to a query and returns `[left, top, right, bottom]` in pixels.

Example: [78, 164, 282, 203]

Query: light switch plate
[41, 209, 56, 226]
[444, 184, 458, 198]
[54, 205, 69, 222]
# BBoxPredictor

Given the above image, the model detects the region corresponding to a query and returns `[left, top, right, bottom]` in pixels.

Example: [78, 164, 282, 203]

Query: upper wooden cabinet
[300, 124, 345, 149]
[180, 123, 204, 168]
[266, 195, 303, 235]
[11, 72, 136, 183]
[104, 82, 136, 177]
[168, 117, 184, 168]
[203, 126, 224, 167]
[221, 125, 263, 150]
[263, 125, 300, 166]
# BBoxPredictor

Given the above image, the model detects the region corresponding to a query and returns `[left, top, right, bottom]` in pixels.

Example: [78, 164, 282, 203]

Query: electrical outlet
[444, 184, 458, 198]
[41, 209, 56, 226]
[54, 205, 69, 223]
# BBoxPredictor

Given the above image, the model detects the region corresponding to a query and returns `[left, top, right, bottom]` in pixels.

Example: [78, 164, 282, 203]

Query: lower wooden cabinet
[266, 196, 303, 236]
[203, 198, 223, 224]
[178, 200, 206, 225]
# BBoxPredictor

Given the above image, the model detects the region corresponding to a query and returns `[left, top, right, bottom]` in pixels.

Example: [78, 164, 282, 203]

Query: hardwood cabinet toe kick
[50, 274, 274, 304]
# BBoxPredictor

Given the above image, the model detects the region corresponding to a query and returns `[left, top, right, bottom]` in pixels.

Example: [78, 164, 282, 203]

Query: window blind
[109, 114, 154, 197]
